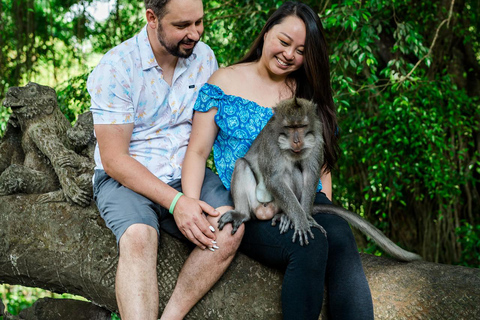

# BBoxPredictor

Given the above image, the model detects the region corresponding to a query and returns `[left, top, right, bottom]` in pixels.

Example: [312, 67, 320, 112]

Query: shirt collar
[138, 24, 198, 71]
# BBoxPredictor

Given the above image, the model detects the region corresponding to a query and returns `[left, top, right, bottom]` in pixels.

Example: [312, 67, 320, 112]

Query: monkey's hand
[56, 150, 81, 168]
[37, 190, 66, 204]
[271, 213, 293, 233]
[64, 182, 91, 207]
[218, 210, 249, 235]
[58, 169, 91, 207]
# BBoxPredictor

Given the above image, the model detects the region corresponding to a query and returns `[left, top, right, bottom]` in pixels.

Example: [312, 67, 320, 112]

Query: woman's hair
[238, 1, 340, 172]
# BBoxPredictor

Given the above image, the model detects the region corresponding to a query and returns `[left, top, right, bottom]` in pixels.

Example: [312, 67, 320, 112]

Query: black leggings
[239, 193, 374, 320]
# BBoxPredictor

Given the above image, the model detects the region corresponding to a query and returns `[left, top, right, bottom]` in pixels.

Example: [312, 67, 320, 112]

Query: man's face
[157, 0, 204, 58]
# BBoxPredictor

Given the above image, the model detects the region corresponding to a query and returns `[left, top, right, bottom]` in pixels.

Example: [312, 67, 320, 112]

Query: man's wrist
[169, 192, 184, 214]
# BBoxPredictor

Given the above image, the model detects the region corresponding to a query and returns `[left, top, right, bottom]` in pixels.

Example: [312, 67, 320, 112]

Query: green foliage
[0, 107, 10, 136]
[456, 221, 480, 267]
[89, 0, 146, 53]
[324, 0, 480, 264]
[0, 284, 119, 319]
[0, 284, 88, 316]
[0, 0, 99, 97]
[56, 72, 92, 123]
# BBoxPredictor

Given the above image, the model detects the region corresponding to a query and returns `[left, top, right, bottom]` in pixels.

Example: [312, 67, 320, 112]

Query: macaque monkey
[218, 97, 421, 262]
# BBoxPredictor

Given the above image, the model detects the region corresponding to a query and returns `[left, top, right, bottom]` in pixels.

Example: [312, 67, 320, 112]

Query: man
[87, 0, 244, 319]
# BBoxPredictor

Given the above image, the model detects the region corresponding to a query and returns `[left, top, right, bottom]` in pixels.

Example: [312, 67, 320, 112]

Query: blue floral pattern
[194, 83, 322, 192]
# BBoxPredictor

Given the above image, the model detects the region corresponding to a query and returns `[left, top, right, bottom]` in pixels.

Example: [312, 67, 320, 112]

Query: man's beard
[157, 26, 199, 58]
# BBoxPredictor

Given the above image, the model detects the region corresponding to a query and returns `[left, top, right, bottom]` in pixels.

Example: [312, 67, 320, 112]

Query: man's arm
[95, 123, 219, 249]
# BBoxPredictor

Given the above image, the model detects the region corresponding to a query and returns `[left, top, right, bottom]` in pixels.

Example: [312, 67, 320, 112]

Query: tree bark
[0, 195, 479, 319]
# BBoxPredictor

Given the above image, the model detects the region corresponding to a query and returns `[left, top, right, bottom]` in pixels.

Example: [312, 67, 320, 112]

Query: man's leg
[116, 224, 159, 320]
[160, 206, 244, 319]
[93, 170, 162, 320]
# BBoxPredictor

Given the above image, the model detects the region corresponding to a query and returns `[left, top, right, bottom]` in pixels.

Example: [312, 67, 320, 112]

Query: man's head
[145, 0, 204, 58]
[144, 0, 170, 21]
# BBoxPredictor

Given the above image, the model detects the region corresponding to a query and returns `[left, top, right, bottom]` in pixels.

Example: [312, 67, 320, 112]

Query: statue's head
[3, 82, 58, 118]
[68, 112, 95, 147]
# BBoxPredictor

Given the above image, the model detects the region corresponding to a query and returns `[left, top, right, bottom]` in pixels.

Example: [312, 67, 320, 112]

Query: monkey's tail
[313, 204, 422, 262]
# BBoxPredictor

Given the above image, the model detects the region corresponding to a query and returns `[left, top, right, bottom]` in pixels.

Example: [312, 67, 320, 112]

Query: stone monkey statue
[0, 114, 24, 173]
[0, 82, 93, 207]
[218, 97, 421, 261]
[37, 111, 96, 205]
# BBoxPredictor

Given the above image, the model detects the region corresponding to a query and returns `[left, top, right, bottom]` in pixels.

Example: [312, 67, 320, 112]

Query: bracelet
[169, 192, 184, 214]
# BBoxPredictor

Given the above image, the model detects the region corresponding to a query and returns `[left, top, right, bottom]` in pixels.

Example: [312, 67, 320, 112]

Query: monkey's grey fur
[218, 97, 422, 262]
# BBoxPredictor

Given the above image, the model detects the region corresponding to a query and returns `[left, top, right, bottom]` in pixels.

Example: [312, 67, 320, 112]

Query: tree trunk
[0, 195, 479, 319]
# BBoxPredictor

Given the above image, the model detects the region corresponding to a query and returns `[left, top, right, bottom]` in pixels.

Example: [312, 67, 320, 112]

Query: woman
[182, 2, 374, 319]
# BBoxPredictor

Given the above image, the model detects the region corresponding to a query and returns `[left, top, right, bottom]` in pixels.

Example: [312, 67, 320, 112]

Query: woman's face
[261, 15, 306, 77]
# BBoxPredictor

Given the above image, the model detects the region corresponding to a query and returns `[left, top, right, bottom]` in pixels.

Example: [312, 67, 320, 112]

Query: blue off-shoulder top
[194, 83, 322, 192]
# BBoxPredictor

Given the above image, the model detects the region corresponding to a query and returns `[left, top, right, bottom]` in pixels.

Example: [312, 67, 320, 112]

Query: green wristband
[169, 192, 184, 214]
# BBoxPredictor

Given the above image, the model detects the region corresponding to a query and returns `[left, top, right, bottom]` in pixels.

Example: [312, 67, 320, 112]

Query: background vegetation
[1, 0, 479, 317]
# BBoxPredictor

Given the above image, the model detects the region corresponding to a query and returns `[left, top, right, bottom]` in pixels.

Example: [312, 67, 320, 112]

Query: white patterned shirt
[88, 25, 218, 184]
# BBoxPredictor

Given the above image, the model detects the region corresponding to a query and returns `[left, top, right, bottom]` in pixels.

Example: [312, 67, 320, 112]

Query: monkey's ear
[293, 96, 300, 108]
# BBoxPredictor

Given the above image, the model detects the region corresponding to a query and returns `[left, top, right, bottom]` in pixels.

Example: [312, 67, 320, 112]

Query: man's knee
[216, 223, 244, 259]
[119, 223, 158, 258]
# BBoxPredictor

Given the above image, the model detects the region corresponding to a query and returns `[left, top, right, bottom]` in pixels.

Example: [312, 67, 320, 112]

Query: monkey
[218, 97, 422, 262]
[1, 82, 91, 206]
[37, 111, 96, 205]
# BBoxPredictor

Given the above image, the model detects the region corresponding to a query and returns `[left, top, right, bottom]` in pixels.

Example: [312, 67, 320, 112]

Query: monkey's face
[261, 15, 306, 77]
[274, 97, 321, 160]
[277, 118, 316, 158]
[68, 112, 95, 146]
[2, 82, 57, 119]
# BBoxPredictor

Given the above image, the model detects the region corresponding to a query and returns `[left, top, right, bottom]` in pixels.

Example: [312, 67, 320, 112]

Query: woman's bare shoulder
[208, 63, 253, 94]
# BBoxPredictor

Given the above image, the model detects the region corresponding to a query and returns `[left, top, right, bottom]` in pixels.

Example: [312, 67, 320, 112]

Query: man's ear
[145, 9, 158, 30]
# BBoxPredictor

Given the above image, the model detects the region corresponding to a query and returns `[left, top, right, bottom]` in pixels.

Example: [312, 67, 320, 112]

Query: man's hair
[144, 0, 171, 20]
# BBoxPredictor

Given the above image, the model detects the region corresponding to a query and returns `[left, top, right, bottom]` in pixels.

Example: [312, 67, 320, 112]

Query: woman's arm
[183, 68, 234, 198]
[182, 108, 219, 199]
[320, 168, 332, 201]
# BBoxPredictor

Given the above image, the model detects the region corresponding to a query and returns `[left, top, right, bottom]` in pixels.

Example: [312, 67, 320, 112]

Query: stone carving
[0, 82, 94, 206]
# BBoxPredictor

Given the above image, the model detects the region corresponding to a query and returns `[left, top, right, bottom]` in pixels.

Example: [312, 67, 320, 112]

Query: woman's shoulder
[208, 63, 253, 94]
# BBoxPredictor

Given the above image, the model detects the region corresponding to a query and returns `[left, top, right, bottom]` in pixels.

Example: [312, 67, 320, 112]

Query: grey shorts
[93, 168, 233, 246]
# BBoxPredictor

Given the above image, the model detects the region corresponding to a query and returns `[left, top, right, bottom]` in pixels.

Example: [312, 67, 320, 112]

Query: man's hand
[173, 195, 220, 249]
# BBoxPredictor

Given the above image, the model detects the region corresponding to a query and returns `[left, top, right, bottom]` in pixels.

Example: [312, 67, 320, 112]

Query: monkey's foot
[308, 216, 327, 238]
[292, 225, 315, 246]
[218, 210, 249, 235]
[291, 216, 320, 246]
[271, 213, 292, 233]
